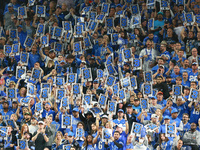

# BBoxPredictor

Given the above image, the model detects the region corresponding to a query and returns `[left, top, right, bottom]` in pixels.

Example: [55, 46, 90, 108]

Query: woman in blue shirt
[82, 135, 95, 150]
[158, 133, 172, 150]
[52, 131, 65, 150]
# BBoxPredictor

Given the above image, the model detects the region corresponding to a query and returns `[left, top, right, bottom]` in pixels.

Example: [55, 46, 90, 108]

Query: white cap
[38, 121, 44, 125]
[151, 114, 157, 118]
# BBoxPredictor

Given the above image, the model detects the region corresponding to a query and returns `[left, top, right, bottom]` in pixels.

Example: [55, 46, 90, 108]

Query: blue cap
[164, 116, 170, 120]
[17, 25, 23, 28]
[157, 11, 164, 16]
[149, 96, 157, 99]
[56, 5, 61, 8]
[127, 104, 132, 107]
[118, 109, 124, 113]
[68, 131, 74, 137]
[93, 79, 99, 83]
[45, 102, 51, 107]
[116, 4, 122, 7]
[171, 108, 178, 114]
[72, 108, 79, 112]
[60, 60, 65, 64]
[124, 62, 130, 66]
[8, 3, 13, 7]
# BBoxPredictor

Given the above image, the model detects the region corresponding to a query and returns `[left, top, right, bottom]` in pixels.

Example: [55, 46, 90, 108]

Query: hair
[21, 124, 29, 137]
[176, 76, 182, 80]
[183, 113, 189, 117]
[54, 131, 63, 143]
[82, 135, 94, 149]
[159, 133, 169, 145]
[91, 123, 97, 134]
[77, 121, 85, 130]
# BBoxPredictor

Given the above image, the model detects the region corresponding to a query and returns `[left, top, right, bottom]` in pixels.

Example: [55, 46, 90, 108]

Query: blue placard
[107, 64, 116, 75]
[83, 6, 91, 13]
[74, 42, 82, 53]
[133, 58, 141, 69]
[16, 67, 26, 79]
[12, 44, 19, 54]
[148, 19, 154, 29]
[57, 89, 65, 100]
[28, 84, 35, 95]
[18, 7, 26, 16]
[132, 123, 142, 136]
[106, 18, 113, 28]
[118, 52, 123, 63]
[102, 3, 109, 13]
[63, 145, 71, 150]
[166, 124, 175, 137]
[177, 0, 184, 5]
[67, 73, 76, 83]
[145, 71, 152, 82]
[76, 128, 84, 138]
[191, 90, 198, 99]
[21, 52, 28, 64]
[41, 35, 48, 46]
[108, 101, 116, 112]
[0, 127, 7, 137]
[196, 15, 200, 24]
[54, 43, 63, 53]
[37, 5, 45, 17]
[99, 94, 107, 106]
[173, 85, 181, 96]
[161, 0, 168, 7]
[56, 77, 64, 86]
[90, 21, 98, 31]
[62, 97, 68, 108]
[76, 25, 82, 35]
[119, 89, 125, 100]
[7, 88, 15, 99]
[21, 98, 29, 106]
[96, 14, 105, 21]
[84, 37, 91, 48]
[78, 22, 86, 31]
[186, 13, 193, 23]
[10, 29, 17, 39]
[106, 54, 112, 65]
[106, 75, 115, 86]
[144, 84, 151, 95]
[112, 33, 118, 44]
[29, 0, 35, 6]
[63, 21, 71, 31]
[121, 17, 127, 27]
[129, 33, 136, 40]
[37, 24, 44, 35]
[24, 36, 33, 48]
[97, 69, 103, 78]
[41, 83, 51, 89]
[112, 84, 119, 96]
[41, 88, 48, 98]
[84, 95, 91, 105]
[130, 77, 137, 89]
[90, 12, 96, 20]
[132, 5, 139, 14]
[116, 10, 123, 15]
[141, 99, 148, 109]
[32, 69, 41, 79]
[19, 140, 26, 149]
[73, 84, 80, 95]
[83, 69, 91, 80]
[49, 26, 54, 36]
[56, 65, 62, 74]
[63, 115, 71, 126]
[4, 45, 12, 55]
[35, 102, 42, 112]
[124, 49, 132, 60]
[90, 107, 102, 115]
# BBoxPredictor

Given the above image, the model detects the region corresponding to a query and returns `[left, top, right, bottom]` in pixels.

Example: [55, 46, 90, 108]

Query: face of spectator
[7, 126, 12, 134]
[114, 132, 120, 140]
[45, 103, 51, 110]
[151, 98, 157, 105]
[148, 33, 154, 39]
[156, 77, 162, 84]
[62, 3, 67, 11]
[191, 123, 197, 131]
[109, 8, 115, 17]
[117, 112, 124, 117]
[161, 134, 166, 141]
[176, 98, 182, 106]
[183, 88, 190, 95]
[174, 66, 180, 74]
[126, 106, 133, 114]
[167, 29, 173, 37]
[130, 96, 134, 104]
[38, 123, 44, 129]
[171, 112, 178, 119]
[133, 99, 140, 106]
[72, 111, 79, 117]
[192, 48, 198, 57]
[56, 7, 62, 14]
[32, 45, 37, 53]
[146, 40, 152, 48]
[165, 10, 170, 17]
[177, 140, 183, 148]
[160, 45, 166, 52]
[182, 72, 188, 80]
[157, 94, 163, 101]
[31, 118, 37, 125]
[190, 82, 197, 89]
[197, 32, 200, 39]
[182, 115, 189, 124]
[8, 6, 13, 12]
[157, 14, 163, 20]
[178, 50, 184, 57]
[3, 103, 9, 109]
[49, 52, 55, 59]
[164, 119, 170, 124]
[176, 78, 182, 85]
[192, 64, 198, 71]
[183, 60, 189, 67]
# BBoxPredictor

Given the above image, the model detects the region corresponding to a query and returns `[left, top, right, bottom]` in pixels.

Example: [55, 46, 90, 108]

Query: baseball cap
[68, 131, 74, 137]
[38, 121, 44, 124]
[17, 25, 23, 28]
[72, 108, 79, 112]
[192, 62, 197, 65]
[151, 114, 157, 118]
[98, 35, 103, 39]
[118, 109, 124, 113]
[157, 11, 164, 16]
[184, 86, 190, 90]
[56, 5, 61, 8]
[8, 3, 13, 7]
[160, 41, 167, 46]
[93, 79, 99, 83]
[102, 115, 108, 119]
[134, 97, 140, 101]
[127, 104, 132, 107]
[159, 65, 165, 69]
[164, 116, 170, 120]
[157, 91, 163, 95]
[25, 112, 31, 116]
[31, 117, 37, 120]
[149, 96, 157, 99]
[116, 4, 122, 7]
[171, 108, 178, 114]
[49, 49, 55, 53]
[3, 101, 9, 105]
[89, 57, 95, 60]
[45, 102, 51, 107]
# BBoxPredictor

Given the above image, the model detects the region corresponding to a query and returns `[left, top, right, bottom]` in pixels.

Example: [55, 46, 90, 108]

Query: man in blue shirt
[0, 101, 13, 120]
[188, 62, 198, 82]
[105, 131, 124, 150]
[170, 108, 183, 132]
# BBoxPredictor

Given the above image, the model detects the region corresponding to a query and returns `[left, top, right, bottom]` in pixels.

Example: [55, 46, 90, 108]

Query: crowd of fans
[0, 0, 200, 149]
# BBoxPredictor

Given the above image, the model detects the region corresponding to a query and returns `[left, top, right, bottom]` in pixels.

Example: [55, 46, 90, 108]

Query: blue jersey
[160, 141, 172, 150]
[95, 137, 106, 150]
[108, 139, 124, 150]
[82, 144, 95, 150]
[189, 107, 200, 124]
[180, 122, 190, 138]
[72, 116, 81, 133]
[188, 71, 198, 82]
[0, 110, 14, 120]
[175, 103, 189, 119]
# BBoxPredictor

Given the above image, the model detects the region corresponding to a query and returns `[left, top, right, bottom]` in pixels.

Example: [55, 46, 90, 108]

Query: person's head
[19, 87, 27, 96]
[12, 101, 18, 109]
[7, 125, 13, 134]
[157, 91, 163, 101]
[191, 48, 198, 57]
[164, 116, 170, 124]
[148, 32, 154, 40]
[117, 109, 124, 118]
[86, 135, 93, 143]
[24, 132, 32, 140]
[3, 101, 9, 109]
[190, 81, 197, 89]
[156, 76, 163, 84]
[109, 7, 115, 17]
[47, 60, 55, 68]
[176, 97, 183, 106]
[191, 123, 197, 132]
[150, 96, 157, 105]
[188, 31, 194, 39]
[167, 28, 173, 37]
[67, 131, 74, 142]
[93, 80, 99, 89]
[8, 3, 14, 12]
[182, 113, 189, 124]
[157, 12, 163, 20]
[146, 39, 152, 48]
[176, 76, 182, 85]
[151, 114, 158, 124]
[38, 121, 45, 129]
[192, 62, 198, 71]
[182, 72, 188, 81]
[101, 115, 108, 124]
[21, 124, 29, 135]
[133, 97, 140, 107]
[171, 109, 178, 119]
[114, 131, 120, 140]
[178, 49, 184, 57]
[10, 113, 18, 122]
[160, 133, 169, 143]
[48, 49, 56, 59]
[45, 102, 51, 111]
[126, 104, 133, 114]
[31, 117, 37, 125]
[77, 122, 85, 129]
[182, 59, 189, 68]
[47, 114, 53, 124]
[183, 86, 190, 95]
[137, 92, 143, 98]
[177, 140, 183, 148]
[174, 65, 180, 74]
[72, 108, 79, 117]
[24, 112, 32, 121]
